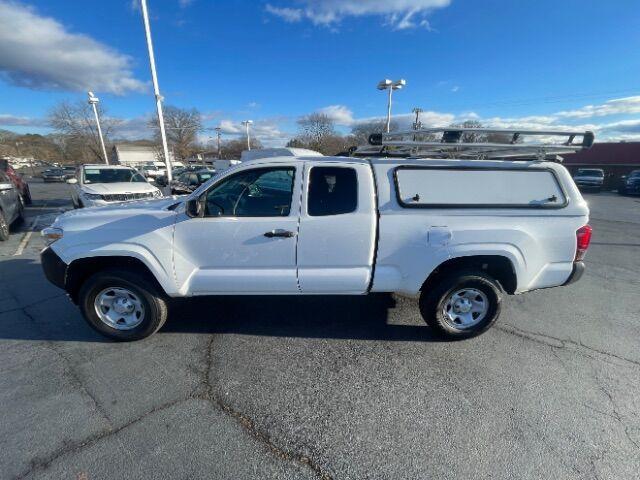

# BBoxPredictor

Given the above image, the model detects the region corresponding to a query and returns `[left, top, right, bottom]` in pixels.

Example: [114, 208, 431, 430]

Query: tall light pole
[140, 0, 172, 183]
[241, 120, 253, 150]
[377, 79, 406, 133]
[214, 127, 222, 158]
[87, 92, 109, 164]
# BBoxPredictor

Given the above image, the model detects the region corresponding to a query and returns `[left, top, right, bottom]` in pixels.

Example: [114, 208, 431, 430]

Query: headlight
[41, 227, 63, 244]
[83, 193, 103, 200]
[153, 189, 163, 198]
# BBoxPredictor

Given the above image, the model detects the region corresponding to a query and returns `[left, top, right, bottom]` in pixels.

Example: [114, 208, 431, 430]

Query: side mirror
[185, 198, 204, 218]
[66, 178, 78, 184]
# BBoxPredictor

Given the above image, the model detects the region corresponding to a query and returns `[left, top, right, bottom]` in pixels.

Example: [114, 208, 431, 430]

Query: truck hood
[81, 182, 158, 195]
[63, 196, 180, 217]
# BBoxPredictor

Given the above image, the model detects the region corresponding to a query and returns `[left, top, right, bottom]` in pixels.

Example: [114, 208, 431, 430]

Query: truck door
[173, 163, 302, 294]
[297, 162, 377, 294]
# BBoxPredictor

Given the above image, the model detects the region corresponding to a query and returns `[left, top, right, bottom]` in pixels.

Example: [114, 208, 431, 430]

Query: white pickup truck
[41, 129, 594, 341]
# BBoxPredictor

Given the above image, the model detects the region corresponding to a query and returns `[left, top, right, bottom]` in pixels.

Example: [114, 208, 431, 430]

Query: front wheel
[78, 269, 168, 341]
[419, 270, 502, 339]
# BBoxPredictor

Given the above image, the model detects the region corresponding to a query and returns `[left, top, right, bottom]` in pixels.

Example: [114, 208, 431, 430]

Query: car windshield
[628, 170, 640, 178]
[83, 168, 147, 184]
[576, 169, 604, 177]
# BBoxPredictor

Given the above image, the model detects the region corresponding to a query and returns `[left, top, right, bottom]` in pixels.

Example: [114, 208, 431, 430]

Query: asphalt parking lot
[1, 180, 639, 480]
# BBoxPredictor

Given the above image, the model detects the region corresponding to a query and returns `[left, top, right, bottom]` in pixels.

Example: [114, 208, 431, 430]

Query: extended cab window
[204, 167, 295, 217]
[308, 167, 358, 216]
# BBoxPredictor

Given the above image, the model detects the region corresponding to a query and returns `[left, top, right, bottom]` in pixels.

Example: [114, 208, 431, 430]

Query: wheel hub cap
[442, 288, 489, 330]
[94, 287, 145, 331]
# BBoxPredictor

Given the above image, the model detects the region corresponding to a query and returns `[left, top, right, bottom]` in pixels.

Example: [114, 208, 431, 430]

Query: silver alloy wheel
[442, 288, 489, 330]
[94, 287, 145, 330]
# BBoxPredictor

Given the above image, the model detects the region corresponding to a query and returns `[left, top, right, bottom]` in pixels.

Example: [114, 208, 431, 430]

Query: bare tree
[149, 106, 202, 161]
[219, 138, 262, 159]
[350, 119, 399, 145]
[448, 120, 513, 144]
[296, 113, 336, 151]
[48, 100, 118, 163]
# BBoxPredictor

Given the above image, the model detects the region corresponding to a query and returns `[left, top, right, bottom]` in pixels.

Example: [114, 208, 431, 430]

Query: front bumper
[562, 261, 585, 286]
[40, 247, 68, 291]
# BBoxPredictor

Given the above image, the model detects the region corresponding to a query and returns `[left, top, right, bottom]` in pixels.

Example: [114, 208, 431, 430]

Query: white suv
[68, 164, 162, 208]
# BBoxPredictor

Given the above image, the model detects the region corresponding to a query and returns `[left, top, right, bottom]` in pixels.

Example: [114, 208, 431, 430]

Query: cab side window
[204, 167, 295, 217]
[308, 167, 358, 216]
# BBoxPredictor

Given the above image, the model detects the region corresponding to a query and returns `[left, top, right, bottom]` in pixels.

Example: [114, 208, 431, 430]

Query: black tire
[419, 270, 502, 339]
[22, 186, 32, 205]
[78, 269, 168, 341]
[0, 210, 9, 241]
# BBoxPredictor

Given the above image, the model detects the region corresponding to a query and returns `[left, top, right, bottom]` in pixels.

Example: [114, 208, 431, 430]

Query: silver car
[0, 170, 23, 241]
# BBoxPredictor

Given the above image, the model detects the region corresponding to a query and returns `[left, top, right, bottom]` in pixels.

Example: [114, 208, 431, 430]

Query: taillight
[575, 225, 592, 261]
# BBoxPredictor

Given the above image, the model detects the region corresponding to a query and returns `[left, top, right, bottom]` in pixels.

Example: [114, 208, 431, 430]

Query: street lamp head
[392, 79, 406, 90]
[377, 79, 393, 90]
[242, 120, 254, 126]
[87, 91, 99, 105]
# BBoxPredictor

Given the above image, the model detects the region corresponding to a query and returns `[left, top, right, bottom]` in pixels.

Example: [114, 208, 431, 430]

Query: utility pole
[87, 92, 109, 164]
[412, 107, 423, 130]
[241, 120, 253, 150]
[140, 0, 172, 183]
[214, 127, 222, 158]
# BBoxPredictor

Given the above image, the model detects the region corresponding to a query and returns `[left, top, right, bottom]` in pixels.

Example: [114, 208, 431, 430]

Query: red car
[0, 159, 32, 205]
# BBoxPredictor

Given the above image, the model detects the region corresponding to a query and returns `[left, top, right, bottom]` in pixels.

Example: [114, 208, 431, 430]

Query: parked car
[170, 169, 216, 194]
[62, 166, 77, 179]
[42, 168, 66, 182]
[0, 170, 24, 241]
[67, 164, 163, 208]
[618, 169, 640, 195]
[0, 158, 31, 205]
[42, 148, 592, 341]
[154, 167, 187, 187]
[573, 168, 604, 192]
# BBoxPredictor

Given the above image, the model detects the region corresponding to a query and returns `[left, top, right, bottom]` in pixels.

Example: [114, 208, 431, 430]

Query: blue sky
[1, 0, 639, 146]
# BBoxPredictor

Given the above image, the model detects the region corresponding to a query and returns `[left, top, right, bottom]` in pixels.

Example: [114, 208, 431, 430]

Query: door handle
[264, 229, 297, 238]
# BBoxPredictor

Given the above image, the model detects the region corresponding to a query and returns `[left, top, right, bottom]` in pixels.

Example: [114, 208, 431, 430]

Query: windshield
[576, 169, 604, 177]
[83, 168, 147, 184]
[628, 170, 640, 178]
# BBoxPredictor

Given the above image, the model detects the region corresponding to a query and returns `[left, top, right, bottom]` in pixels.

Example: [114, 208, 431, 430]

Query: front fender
[53, 242, 179, 296]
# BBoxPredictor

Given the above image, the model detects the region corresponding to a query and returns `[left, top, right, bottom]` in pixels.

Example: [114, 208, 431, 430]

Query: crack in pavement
[197, 334, 334, 480]
[497, 323, 640, 369]
[0, 293, 67, 315]
[12, 396, 192, 480]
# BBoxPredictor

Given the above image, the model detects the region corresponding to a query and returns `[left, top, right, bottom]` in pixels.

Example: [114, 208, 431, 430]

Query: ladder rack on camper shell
[355, 127, 594, 162]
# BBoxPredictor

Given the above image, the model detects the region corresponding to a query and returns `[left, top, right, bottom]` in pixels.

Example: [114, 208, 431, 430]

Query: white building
[110, 144, 175, 167]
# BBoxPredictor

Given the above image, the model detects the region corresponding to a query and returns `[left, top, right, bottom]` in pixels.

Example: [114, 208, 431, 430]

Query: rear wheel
[78, 269, 168, 341]
[419, 270, 502, 339]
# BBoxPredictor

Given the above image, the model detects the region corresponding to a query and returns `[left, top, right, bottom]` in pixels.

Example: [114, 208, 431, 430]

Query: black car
[619, 170, 640, 195]
[170, 169, 216, 194]
[41, 168, 66, 182]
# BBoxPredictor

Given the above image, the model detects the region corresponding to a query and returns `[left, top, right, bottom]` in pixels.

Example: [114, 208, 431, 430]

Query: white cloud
[0, 1, 145, 94]
[0, 114, 46, 127]
[265, 0, 451, 29]
[555, 96, 640, 119]
[179, 0, 194, 7]
[265, 4, 303, 22]
[318, 105, 354, 125]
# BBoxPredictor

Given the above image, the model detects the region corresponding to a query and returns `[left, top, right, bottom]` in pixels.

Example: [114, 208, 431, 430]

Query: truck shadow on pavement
[0, 258, 445, 343]
[164, 294, 446, 342]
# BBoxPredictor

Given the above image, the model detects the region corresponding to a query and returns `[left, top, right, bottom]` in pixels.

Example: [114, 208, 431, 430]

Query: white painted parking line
[13, 215, 40, 256]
